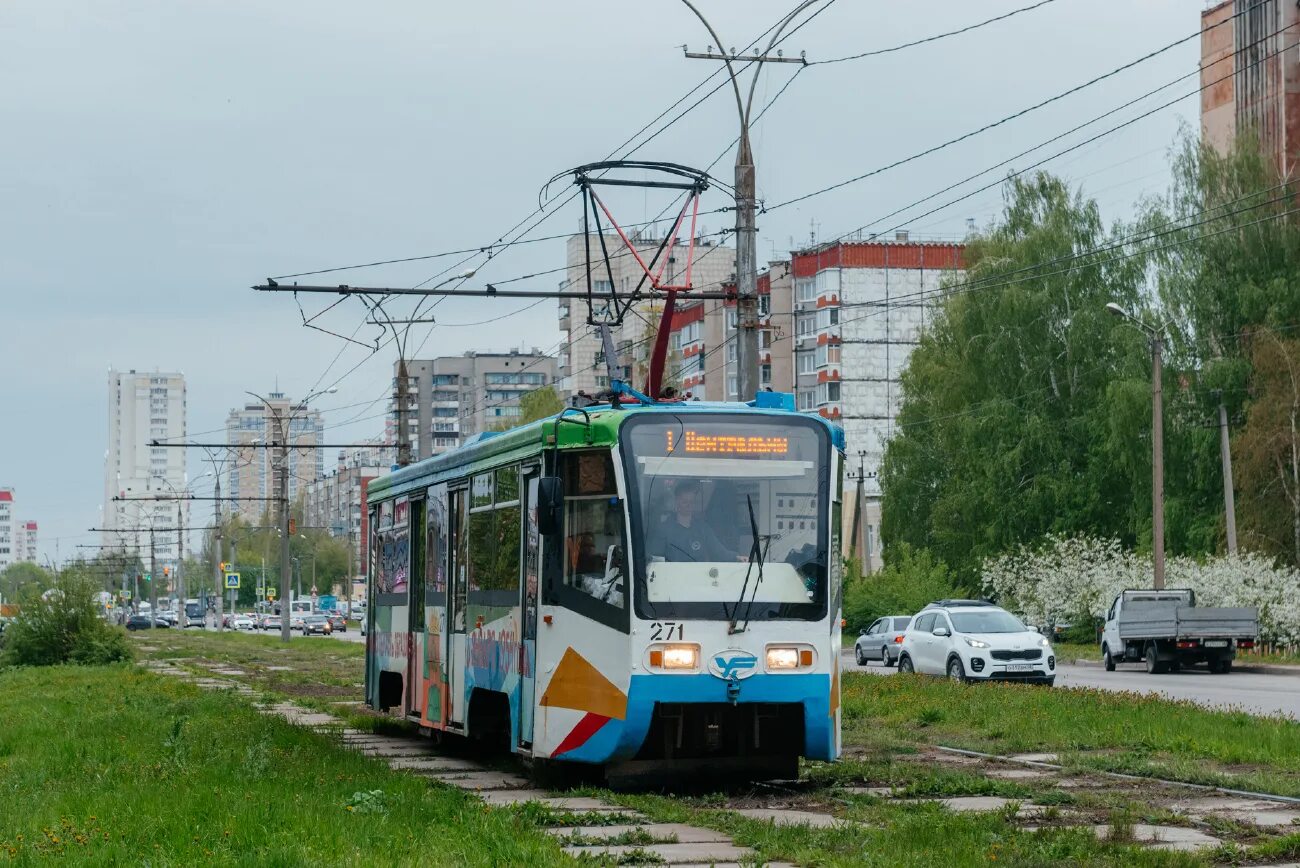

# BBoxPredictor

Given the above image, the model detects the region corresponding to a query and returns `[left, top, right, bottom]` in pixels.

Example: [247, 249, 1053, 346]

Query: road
[843, 649, 1300, 719]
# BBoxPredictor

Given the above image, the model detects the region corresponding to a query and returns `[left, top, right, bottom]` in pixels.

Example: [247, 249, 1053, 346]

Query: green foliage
[519, 385, 564, 423]
[0, 562, 52, 605]
[843, 544, 957, 632]
[881, 130, 1300, 579]
[0, 569, 132, 667]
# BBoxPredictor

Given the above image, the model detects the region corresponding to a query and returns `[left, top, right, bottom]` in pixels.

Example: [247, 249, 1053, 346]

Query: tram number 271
[649, 621, 684, 641]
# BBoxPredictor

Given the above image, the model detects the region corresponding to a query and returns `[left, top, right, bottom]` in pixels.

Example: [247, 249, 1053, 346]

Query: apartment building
[666, 263, 796, 400]
[303, 449, 384, 579]
[103, 369, 187, 562]
[558, 232, 736, 396]
[791, 236, 966, 569]
[14, 520, 37, 565]
[225, 393, 324, 520]
[391, 350, 559, 462]
[1201, 0, 1300, 176]
[0, 489, 13, 570]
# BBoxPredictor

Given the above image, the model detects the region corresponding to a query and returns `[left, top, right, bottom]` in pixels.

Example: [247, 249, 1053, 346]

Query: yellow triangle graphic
[540, 647, 627, 721]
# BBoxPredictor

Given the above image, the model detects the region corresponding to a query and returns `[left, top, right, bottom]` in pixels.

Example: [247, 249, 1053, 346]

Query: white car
[898, 601, 1055, 686]
[232, 615, 255, 631]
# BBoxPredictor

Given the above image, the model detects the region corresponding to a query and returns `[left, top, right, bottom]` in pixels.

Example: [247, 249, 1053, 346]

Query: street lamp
[245, 386, 337, 643]
[1107, 302, 1167, 590]
[678, 1, 813, 401]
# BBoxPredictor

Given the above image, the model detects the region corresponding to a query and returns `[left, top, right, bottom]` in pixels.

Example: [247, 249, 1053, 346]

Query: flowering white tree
[981, 535, 1300, 646]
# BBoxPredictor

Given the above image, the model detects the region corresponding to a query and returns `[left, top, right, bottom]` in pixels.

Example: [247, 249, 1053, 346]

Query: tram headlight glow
[766, 647, 801, 670]
[661, 645, 698, 669]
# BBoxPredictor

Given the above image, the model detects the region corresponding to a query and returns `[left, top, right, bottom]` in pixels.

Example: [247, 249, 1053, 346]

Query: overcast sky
[1, 0, 1200, 562]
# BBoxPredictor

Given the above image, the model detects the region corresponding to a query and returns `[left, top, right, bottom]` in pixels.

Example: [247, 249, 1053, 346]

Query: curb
[1067, 657, 1300, 678]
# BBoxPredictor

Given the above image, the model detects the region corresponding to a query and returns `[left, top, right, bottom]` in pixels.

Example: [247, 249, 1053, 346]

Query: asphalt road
[843, 649, 1300, 719]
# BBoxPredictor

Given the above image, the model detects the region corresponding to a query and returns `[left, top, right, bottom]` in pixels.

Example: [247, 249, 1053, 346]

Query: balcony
[558, 304, 571, 329]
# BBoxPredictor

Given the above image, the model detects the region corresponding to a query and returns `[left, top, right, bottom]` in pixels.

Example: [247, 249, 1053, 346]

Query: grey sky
[1, 0, 1199, 561]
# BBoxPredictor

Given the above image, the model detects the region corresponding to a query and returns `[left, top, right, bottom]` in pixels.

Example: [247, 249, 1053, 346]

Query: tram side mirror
[538, 477, 564, 536]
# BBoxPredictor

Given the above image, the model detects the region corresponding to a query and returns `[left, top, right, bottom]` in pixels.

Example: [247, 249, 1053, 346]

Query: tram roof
[367, 396, 845, 503]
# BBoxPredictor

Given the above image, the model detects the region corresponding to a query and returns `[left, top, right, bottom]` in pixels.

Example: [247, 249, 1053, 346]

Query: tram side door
[518, 469, 541, 749]
[405, 497, 425, 717]
[446, 487, 469, 727]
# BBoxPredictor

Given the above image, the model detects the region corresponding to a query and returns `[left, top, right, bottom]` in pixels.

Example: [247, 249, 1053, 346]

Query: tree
[880, 172, 1155, 585]
[0, 562, 52, 605]
[1235, 332, 1300, 566]
[519, 386, 564, 424]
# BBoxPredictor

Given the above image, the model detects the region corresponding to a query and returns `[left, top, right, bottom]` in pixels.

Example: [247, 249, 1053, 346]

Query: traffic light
[144, 573, 152, 583]
[163, 566, 171, 578]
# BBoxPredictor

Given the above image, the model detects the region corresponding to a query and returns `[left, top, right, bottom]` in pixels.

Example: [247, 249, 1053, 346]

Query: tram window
[468, 465, 523, 593]
[472, 473, 493, 508]
[496, 466, 520, 503]
[426, 486, 448, 595]
[560, 452, 626, 609]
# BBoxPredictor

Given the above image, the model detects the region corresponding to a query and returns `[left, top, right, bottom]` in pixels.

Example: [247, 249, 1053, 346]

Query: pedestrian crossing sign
[224, 572, 241, 590]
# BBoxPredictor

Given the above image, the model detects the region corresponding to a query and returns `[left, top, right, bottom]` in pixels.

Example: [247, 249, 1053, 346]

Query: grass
[841, 672, 1300, 796]
[584, 788, 1204, 868]
[0, 664, 566, 866]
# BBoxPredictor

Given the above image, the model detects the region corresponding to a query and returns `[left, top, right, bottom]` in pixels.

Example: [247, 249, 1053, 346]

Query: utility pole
[176, 498, 185, 613]
[849, 450, 865, 562]
[1151, 334, 1166, 590]
[278, 412, 293, 644]
[681, 2, 810, 402]
[231, 539, 239, 616]
[345, 530, 354, 619]
[396, 358, 412, 467]
[213, 470, 225, 631]
[149, 526, 157, 629]
[1215, 393, 1239, 555]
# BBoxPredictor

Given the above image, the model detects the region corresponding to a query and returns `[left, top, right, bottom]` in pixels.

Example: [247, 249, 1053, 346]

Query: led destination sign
[666, 429, 790, 456]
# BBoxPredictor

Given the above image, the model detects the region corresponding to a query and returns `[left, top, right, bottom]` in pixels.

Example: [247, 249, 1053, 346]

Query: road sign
[224, 572, 241, 590]
[123, 590, 132, 600]
[266, 588, 276, 600]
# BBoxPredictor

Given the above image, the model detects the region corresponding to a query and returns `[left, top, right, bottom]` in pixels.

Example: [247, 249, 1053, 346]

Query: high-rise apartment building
[225, 393, 324, 520]
[14, 521, 37, 565]
[103, 369, 188, 562]
[666, 263, 796, 400]
[1201, 0, 1300, 176]
[390, 350, 559, 461]
[558, 232, 736, 396]
[791, 236, 965, 570]
[0, 489, 14, 570]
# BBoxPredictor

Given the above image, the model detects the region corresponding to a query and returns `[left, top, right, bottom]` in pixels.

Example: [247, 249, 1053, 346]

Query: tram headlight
[766, 647, 800, 670]
[660, 645, 698, 670]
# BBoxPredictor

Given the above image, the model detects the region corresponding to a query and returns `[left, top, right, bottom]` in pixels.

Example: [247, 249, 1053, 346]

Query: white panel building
[791, 237, 965, 568]
[103, 369, 188, 563]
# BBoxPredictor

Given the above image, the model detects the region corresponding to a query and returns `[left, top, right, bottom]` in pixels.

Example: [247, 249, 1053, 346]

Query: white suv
[898, 601, 1055, 686]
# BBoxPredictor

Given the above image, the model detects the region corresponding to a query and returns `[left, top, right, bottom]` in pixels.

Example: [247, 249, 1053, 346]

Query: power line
[770, 2, 1260, 212]
[823, 24, 1299, 246]
[812, 0, 1059, 65]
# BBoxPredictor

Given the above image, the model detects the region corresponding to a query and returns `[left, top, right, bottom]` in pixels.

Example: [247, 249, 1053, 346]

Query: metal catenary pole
[279, 414, 293, 644]
[149, 526, 157, 629]
[681, 1, 811, 401]
[1215, 397, 1239, 555]
[213, 470, 225, 631]
[1151, 334, 1166, 590]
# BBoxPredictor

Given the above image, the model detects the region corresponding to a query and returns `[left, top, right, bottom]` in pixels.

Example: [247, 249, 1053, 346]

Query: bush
[843, 544, 958, 634]
[0, 572, 133, 667]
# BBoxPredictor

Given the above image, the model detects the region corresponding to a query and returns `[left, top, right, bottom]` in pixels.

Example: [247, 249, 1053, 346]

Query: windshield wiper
[727, 495, 765, 635]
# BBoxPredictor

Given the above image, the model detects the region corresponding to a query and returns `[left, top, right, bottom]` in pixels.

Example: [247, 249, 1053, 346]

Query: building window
[758, 295, 771, 316]
[795, 279, 816, 303]
[726, 309, 737, 330]
[797, 390, 815, 411]
[760, 363, 772, 385]
[796, 314, 815, 336]
[817, 382, 841, 404]
[797, 352, 815, 374]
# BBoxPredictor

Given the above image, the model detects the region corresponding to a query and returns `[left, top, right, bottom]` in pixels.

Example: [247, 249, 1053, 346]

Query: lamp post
[1106, 302, 1167, 590]
[245, 387, 336, 643]
[679, 1, 812, 401]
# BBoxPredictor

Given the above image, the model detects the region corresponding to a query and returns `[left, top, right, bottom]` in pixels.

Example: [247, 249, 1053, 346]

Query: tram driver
[646, 480, 737, 563]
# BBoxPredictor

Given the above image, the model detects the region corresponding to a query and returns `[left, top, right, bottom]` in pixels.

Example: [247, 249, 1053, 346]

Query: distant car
[898, 601, 1055, 685]
[290, 616, 307, 632]
[126, 614, 170, 631]
[260, 616, 282, 631]
[325, 613, 346, 633]
[855, 616, 912, 666]
[157, 610, 179, 626]
[301, 614, 332, 636]
[232, 615, 255, 631]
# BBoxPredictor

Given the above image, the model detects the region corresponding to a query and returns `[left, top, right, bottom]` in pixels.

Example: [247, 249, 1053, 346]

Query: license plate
[1204, 640, 1228, 648]
[1007, 663, 1034, 672]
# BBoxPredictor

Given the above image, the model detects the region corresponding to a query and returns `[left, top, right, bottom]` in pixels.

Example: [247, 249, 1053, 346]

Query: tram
[363, 390, 845, 780]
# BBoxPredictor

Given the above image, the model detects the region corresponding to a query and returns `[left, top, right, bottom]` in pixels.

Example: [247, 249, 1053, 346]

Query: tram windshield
[621, 414, 831, 621]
